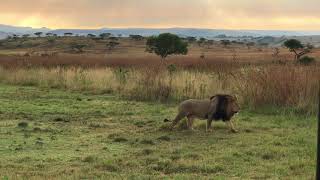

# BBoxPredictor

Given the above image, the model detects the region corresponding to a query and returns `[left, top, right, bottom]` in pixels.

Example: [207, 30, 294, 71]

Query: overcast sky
[1, 0, 319, 30]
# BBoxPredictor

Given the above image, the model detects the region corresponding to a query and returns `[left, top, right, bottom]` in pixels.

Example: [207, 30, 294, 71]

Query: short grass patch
[0, 84, 317, 179]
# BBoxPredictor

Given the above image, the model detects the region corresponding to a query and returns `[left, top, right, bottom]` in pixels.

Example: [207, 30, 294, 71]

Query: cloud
[0, 0, 319, 30]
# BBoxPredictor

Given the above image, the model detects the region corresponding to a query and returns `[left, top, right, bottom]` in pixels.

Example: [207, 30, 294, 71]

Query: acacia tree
[64, 32, 73, 36]
[146, 33, 188, 60]
[100, 33, 112, 39]
[246, 42, 255, 49]
[22, 34, 30, 38]
[186, 36, 197, 43]
[197, 37, 207, 47]
[108, 36, 119, 41]
[284, 39, 312, 60]
[12, 34, 19, 40]
[129, 35, 144, 41]
[221, 40, 231, 48]
[106, 41, 120, 53]
[205, 40, 214, 48]
[34, 32, 43, 38]
[87, 34, 96, 38]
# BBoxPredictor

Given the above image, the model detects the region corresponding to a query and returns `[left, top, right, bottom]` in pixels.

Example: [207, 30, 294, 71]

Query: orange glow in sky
[0, 0, 319, 30]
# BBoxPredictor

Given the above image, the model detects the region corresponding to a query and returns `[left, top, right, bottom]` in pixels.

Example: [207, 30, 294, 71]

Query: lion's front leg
[206, 119, 213, 132]
[227, 120, 238, 133]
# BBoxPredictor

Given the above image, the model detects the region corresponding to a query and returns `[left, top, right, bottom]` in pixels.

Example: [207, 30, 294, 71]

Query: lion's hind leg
[187, 115, 195, 131]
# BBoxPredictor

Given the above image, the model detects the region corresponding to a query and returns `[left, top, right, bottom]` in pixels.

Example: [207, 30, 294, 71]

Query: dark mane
[212, 94, 232, 121]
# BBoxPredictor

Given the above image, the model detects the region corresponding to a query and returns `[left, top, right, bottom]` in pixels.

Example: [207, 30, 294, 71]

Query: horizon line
[2, 24, 320, 32]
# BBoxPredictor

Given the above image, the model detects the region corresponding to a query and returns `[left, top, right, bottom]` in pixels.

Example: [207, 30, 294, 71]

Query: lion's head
[210, 94, 240, 121]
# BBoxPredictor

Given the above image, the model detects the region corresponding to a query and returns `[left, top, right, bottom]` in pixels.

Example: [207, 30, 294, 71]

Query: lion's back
[178, 99, 211, 115]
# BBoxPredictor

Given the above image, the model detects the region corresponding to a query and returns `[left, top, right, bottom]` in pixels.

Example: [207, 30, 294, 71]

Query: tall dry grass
[0, 63, 319, 114]
[236, 65, 320, 113]
[0, 51, 294, 69]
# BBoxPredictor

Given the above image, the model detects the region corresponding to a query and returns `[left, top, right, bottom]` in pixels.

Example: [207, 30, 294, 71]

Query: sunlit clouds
[0, 0, 319, 30]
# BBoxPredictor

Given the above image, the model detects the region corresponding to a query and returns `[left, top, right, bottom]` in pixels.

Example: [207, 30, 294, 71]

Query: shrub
[298, 56, 315, 65]
[140, 139, 155, 145]
[113, 137, 128, 143]
[82, 155, 97, 163]
[17, 121, 28, 128]
[167, 64, 177, 74]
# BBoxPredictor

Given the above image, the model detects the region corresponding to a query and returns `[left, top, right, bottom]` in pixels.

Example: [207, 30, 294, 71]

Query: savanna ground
[0, 84, 317, 179]
[0, 36, 319, 179]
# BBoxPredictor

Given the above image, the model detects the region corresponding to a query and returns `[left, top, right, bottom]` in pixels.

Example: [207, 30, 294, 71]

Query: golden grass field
[0, 36, 319, 112]
[0, 36, 319, 68]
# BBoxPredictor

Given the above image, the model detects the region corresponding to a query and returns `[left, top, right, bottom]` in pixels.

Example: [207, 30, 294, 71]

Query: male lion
[165, 94, 240, 133]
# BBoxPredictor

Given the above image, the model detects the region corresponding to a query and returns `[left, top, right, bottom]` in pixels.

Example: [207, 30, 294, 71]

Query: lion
[165, 94, 240, 133]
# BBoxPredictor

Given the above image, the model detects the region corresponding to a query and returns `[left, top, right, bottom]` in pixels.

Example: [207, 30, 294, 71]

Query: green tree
[298, 56, 315, 65]
[129, 35, 144, 41]
[12, 34, 18, 40]
[100, 33, 112, 39]
[197, 37, 207, 47]
[284, 39, 312, 60]
[146, 33, 188, 60]
[109, 36, 119, 41]
[246, 42, 255, 49]
[22, 34, 30, 38]
[87, 34, 96, 38]
[220, 40, 231, 48]
[205, 40, 214, 48]
[34, 32, 43, 37]
[186, 36, 197, 43]
[106, 41, 120, 51]
[64, 32, 73, 36]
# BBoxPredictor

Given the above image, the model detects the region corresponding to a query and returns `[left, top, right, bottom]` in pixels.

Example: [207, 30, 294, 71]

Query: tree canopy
[64, 32, 73, 36]
[100, 33, 112, 39]
[284, 39, 304, 50]
[129, 35, 144, 41]
[146, 33, 188, 59]
[34, 32, 43, 37]
[284, 39, 312, 60]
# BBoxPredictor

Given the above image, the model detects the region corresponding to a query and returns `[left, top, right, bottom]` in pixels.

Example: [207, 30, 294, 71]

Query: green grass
[0, 84, 317, 179]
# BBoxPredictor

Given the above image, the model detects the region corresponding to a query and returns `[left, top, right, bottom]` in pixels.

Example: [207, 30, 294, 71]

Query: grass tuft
[113, 137, 128, 143]
[17, 122, 28, 128]
[140, 139, 155, 145]
[157, 135, 171, 141]
[82, 155, 97, 163]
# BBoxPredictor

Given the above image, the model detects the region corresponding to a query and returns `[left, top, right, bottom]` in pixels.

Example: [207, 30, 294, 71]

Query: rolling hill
[1, 24, 320, 39]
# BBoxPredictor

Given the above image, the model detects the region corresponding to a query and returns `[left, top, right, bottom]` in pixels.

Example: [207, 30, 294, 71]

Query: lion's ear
[228, 95, 238, 102]
[210, 96, 216, 100]
[233, 96, 238, 101]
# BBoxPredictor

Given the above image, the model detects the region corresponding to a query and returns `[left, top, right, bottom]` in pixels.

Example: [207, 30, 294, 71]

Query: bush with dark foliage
[146, 33, 188, 60]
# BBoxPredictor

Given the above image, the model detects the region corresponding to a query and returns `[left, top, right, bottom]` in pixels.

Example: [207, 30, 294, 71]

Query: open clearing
[0, 84, 316, 179]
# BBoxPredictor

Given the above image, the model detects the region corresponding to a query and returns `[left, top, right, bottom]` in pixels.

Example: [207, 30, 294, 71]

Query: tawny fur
[167, 95, 239, 132]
